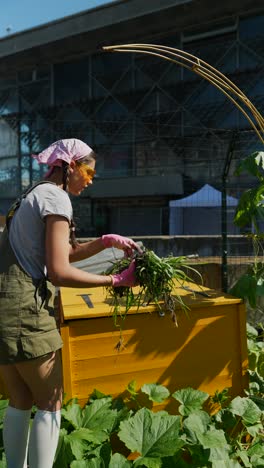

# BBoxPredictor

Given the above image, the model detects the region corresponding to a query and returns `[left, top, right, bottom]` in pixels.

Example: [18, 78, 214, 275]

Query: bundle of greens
[105, 249, 202, 347]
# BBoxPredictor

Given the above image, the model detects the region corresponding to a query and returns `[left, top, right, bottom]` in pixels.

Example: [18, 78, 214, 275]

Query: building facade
[0, 0, 263, 236]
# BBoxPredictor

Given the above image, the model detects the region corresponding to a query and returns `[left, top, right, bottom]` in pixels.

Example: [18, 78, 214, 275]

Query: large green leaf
[55, 427, 108, 467]
[236, 449, 251, 468]
[61, 403, 83, 429]
[247, 423, 263, 437]
[172, 388, 209, 416]
[234, 185, 264, 229]
[183, 411, 211, 444]
[141, 384, 170, 403]
[118, 407, 181, 458]
[184, 413, 227, 452]
[248, 441, 264, 458]
[71, 459, 103, 467]
[54, 428, 76, 468]
[71, 460, 92, 467]
[229, 397, 262, 425]
[109, 453, 132, 467]
[70, 428, 108, 447]
[251, 455, 264, 467]
[229, 274, 257, 308]
[82, 397, 117, 433]
[247, 323, 259, 340]
[88, 441, 112, 466]
[196, 427, 227, 450]
[235, 151, 264, 180]
[134, 456, 162, 468]
[211, 460, 241, 468]
[208, 446, 234, 465]
[66, 430, 94, 461]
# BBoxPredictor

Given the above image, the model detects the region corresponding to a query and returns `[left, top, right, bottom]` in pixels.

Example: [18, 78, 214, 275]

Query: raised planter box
[59, 282, 248, 408]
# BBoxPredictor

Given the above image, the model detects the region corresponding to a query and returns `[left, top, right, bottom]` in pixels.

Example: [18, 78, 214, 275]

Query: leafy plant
[0, 337, 263, 468]
[247, 323, 264, 379]
[245, 323, 264, 416]
[229, 258, 264, 309]
[234, 151, 264, 231]
[230, 152, 264, 419]
[105, 249, 202, 347]
[53, 373, 264, 467]
[230, 151, 264, 311]
[51, 322, 264, 466]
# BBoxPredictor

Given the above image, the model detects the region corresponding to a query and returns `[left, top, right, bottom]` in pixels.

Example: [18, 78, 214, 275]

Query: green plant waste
[105, 249, 202, 349]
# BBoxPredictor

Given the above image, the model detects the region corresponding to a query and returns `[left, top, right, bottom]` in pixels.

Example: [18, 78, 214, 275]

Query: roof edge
[0, 0, 192, 58]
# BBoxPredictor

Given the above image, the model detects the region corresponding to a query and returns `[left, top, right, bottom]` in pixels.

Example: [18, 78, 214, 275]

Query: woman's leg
[0, 364, 33, 468]
[15, 350, 63, 412]
[16, 351, 63, 468]
[0, 350, 63, 468]
[15, 350, 63, 468]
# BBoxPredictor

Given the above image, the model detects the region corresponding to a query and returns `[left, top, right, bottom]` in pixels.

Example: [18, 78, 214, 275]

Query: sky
[0, 0, 115, 38]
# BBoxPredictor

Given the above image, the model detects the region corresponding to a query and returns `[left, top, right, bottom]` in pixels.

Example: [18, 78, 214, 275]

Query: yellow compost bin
[59, 282, 248, 408]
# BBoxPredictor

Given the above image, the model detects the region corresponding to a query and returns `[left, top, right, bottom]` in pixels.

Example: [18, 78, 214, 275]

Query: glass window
[0, 88, 19, 114]
[240, 15, 264, 39]
[0, 157, 19, 197]
[54, 59, 89, 104]
[0, 120, 18, 157]
[19, 82, 51, 111]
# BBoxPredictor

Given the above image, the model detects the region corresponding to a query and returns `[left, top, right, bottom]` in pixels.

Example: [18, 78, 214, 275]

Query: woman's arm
[68, 230, 142, 263]
[68, 237, 105, 263]
[45, 215, 112, 288]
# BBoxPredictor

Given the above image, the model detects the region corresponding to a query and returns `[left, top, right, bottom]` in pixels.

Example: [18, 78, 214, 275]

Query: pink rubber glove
[102, 234, 142, 257]
[110, 261, 137, 287]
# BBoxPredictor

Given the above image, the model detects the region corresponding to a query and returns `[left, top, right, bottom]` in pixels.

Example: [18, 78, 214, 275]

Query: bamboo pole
[103, 43, 264, 144]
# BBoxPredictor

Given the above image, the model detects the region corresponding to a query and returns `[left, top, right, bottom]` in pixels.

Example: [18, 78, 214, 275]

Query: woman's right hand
[110, 261, 137, 287]
[101, 234, 142, 257]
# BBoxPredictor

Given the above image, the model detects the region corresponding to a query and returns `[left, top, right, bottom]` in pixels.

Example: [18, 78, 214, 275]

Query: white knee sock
[3, 405, 31, 468]
[28, 409, 61, 468]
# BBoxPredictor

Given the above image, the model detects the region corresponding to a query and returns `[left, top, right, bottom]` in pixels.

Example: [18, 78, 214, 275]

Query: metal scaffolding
[0, 12, 263, 260]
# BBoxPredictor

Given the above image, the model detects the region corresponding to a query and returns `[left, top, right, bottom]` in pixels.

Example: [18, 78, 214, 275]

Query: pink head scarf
[32, 139, 94, 172]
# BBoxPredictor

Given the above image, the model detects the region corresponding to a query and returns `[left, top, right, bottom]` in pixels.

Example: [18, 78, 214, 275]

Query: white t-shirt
[9, 183, 73, 279]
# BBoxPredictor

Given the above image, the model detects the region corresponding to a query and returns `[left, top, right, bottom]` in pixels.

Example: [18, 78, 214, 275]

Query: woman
[0, 138, 140, 468]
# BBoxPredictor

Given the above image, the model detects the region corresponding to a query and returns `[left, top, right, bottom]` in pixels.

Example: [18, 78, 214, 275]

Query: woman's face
[68, 158, 96, 195]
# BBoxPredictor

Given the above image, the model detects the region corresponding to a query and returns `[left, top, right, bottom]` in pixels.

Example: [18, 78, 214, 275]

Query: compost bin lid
[59, 281, 242, 321]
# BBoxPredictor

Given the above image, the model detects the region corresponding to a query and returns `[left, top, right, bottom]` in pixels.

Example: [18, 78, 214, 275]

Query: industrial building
[0, 0, 263, 236]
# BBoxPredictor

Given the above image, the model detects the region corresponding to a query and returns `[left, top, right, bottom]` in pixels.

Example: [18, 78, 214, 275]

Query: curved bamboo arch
[103, 43, 264, 144]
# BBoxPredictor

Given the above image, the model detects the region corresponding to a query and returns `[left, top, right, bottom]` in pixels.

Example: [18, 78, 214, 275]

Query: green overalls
[0, 183, 63, 364]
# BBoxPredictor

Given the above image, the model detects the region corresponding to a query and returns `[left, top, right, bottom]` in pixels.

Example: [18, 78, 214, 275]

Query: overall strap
[6, 181, 56, 231]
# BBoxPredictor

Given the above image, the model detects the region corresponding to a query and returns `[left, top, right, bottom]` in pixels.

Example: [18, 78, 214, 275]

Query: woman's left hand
[101, 234, 142, 257]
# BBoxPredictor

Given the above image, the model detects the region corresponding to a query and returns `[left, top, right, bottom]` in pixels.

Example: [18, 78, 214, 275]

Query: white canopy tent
[169, 184, 239, 235]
